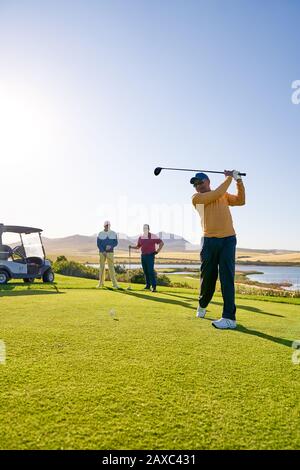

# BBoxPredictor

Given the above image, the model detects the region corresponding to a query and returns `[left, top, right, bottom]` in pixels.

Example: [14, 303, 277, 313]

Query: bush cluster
[53, 258, 99, 279]
[235, 283, 300, 298]
[53, 258, 171, 286]
[130, 269, 171, 286]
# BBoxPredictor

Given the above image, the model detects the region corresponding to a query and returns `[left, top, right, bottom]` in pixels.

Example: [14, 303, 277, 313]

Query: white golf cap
[104, 220, 110, 226]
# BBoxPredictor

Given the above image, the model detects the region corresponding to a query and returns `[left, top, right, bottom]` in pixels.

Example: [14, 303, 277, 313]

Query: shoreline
[154, 268, 298, 292]
[236, 261, 300, 267]
[86, 260, 300, 267]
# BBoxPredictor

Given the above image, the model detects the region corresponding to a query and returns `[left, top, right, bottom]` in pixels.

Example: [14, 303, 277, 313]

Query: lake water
[235, 265, 300, 291]
[88, 263, 300, 291]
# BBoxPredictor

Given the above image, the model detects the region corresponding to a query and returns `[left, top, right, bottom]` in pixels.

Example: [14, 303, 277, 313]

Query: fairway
[1, 276, 300, 450]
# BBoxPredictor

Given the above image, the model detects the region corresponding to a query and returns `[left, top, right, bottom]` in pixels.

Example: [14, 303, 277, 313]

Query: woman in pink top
[130, 224, 164, 292]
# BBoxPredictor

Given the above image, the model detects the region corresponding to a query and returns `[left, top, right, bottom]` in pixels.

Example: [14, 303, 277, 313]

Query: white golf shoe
[212, 318, 237, 329]
[196, 306, 206, 318]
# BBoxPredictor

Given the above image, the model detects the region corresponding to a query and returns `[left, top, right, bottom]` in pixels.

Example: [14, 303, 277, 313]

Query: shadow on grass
[211, 300, 284, 318]
[113, 288, 196, 311]
[155, 293, 284, 319]
[107, 288, 293, 348]
[235, 325, 294, 348]
[162, 291, 199, 302]
[0, 282, 61, 297]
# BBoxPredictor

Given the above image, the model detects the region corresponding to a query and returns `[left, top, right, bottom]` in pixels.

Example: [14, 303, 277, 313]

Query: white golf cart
[0, 223, 54, 285]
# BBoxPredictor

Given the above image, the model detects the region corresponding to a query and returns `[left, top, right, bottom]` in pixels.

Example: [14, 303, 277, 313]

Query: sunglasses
[193, 180, 206, 187]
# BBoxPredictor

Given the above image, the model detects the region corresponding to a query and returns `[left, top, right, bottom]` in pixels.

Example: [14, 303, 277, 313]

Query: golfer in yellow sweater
[191, 170, 245, 329]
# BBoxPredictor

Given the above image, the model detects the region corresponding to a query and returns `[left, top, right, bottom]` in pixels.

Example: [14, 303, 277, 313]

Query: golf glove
[232, 170, 242, 181]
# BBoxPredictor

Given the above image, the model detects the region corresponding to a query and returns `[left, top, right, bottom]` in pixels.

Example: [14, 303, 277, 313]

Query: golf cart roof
[0, 224, 42, 234]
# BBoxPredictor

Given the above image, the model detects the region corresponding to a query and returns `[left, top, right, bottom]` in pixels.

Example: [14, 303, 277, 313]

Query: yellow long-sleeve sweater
[192, 176, 245, 238]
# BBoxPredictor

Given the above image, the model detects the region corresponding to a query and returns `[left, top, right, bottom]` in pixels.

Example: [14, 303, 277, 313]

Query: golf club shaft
[158, 167, 246, 176]
[128, 247, 131, 286]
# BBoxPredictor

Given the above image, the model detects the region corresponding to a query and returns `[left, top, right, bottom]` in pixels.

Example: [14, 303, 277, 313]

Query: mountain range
[40, 232, 300, 264]
[43, 231, 198, 254]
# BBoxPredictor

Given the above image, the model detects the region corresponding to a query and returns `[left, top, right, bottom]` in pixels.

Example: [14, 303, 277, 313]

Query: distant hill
[41, 232, 300, 265]
[237, 247, 300, 254]
[43, 231, 194, 255]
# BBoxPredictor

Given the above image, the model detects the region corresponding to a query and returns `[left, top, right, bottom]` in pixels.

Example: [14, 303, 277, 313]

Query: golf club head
[154, 167, 162, 176]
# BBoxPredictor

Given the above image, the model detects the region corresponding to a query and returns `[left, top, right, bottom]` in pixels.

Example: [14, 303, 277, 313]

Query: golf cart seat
[26, 256, 44, 266]
[0, 244, 13, 260]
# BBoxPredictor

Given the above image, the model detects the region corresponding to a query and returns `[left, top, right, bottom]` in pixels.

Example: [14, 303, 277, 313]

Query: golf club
[154, 167, 246, 177]
[127, 246, 132, 290]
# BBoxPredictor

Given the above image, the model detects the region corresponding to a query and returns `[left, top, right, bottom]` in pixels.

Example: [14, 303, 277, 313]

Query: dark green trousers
[199, 235, 237, 320]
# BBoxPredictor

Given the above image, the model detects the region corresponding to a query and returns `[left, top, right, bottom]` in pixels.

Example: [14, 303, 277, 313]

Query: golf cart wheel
[43, 270, 55, 283]
[0, 270, 9, 285]
[23, 278, 35, 283]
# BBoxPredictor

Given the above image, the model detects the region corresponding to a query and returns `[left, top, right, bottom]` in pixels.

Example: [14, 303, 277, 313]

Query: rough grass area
[1, 275, 300, 449]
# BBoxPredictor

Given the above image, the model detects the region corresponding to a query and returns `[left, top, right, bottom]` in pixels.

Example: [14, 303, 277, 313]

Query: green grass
[1, 275, 300, 449]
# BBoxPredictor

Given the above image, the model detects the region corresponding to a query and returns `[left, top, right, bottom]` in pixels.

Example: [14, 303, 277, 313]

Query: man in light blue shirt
[97, 221, 119, 289]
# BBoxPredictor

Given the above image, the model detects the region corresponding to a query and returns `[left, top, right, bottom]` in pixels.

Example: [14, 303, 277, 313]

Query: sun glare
[0, 82, 53, 163]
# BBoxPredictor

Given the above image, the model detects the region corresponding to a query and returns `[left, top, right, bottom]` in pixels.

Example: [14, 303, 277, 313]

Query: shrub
[53, 259, 171, 286]
[56, 255, 68, 263]
[157, 273, 172, 287]
[53, 259, 98, 279]
[235, 283, 300, 298]
[130, 269, 145, 284]
[115, 264, 127, 274]
[171, 281, 194, 289]
[130, 269, 171, 286]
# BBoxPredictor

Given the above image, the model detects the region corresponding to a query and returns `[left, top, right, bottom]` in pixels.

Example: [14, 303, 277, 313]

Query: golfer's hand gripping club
[224, 170, 243, 180]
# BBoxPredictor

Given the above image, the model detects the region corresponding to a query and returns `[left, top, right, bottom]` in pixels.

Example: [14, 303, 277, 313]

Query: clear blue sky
[1, 0, 299, 249]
